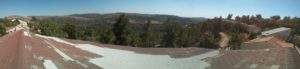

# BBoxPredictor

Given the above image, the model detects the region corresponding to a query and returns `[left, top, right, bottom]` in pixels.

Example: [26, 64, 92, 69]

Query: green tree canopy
[62, 23, 78, 39]
[113, 13, 131, 45]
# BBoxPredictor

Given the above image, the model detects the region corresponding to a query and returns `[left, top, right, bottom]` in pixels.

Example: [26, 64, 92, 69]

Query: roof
[245, 36, 274, 43]
[269, 36, 294, 48]
[5, 26, 16, 31]
[262, 27, 290, 35]
[210, 48, 300, 69]
[0, 30, 299, 69]
[0, 30, 219, 69]
[244, 36, 293, 48]
[0, 20, 298, 69]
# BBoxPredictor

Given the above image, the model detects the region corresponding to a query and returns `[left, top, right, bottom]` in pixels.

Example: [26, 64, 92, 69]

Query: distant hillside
[30, 13, 207, 29]
[70, 13, 207, 24]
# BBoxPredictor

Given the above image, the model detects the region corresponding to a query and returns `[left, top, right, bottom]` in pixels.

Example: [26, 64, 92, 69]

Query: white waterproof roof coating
[261, 27, 290, 35]
[43, 60, 58, 69]
[75, 44, 219, 69]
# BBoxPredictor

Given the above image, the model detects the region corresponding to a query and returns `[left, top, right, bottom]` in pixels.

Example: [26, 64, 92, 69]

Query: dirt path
[219, 32, 230, 49]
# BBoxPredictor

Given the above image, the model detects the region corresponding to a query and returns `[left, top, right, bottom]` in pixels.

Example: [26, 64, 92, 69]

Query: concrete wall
[266, 29, 291, 41]
[268, 30, 290, 40]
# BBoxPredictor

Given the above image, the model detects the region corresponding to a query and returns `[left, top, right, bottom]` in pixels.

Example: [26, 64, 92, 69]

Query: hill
[30, 13, 207, 29]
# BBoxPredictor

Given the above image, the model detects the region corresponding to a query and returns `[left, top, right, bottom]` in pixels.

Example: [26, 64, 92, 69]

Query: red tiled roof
[5, 26, 16, 31]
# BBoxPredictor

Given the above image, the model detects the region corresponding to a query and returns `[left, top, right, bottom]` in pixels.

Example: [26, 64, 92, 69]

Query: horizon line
[1, 12, 300, 19]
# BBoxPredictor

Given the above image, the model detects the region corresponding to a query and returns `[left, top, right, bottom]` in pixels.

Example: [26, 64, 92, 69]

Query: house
[4, 19, 29, 33]
[240, 36, 293, 50]
[261, 27, 291, 40]
[5, 26, 17, 33]
[4, 16, 31, 22]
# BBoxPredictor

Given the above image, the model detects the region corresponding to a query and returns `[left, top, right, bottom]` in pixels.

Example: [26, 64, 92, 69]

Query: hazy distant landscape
[7, 13, 298, 49]
[31, 13, 207, 29]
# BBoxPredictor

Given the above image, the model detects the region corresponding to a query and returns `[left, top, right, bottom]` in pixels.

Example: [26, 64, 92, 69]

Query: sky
[0, 0, 299, 18]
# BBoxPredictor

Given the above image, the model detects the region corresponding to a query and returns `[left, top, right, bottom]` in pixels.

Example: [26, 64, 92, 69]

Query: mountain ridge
[23, 13, 207, 29]
[32, 13, 207, 24]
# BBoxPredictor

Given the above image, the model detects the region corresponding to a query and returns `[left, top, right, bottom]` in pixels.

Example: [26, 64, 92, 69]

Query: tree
[62, 23, 78, 39]
[241, 15, 250, 24]
[282, 16, 291, 23]
[130, 32, 141, 47]
[229, 34, 242, 50]
[293, 24, 300, 35]
[177, 27, 196, 47]
[270, 15, 281, 24]
[235, 16, 241, 22]
[161, 18, 182, 48]
[140, 20, 156, 47]
[256, 14, 262, 21]
[99, 29, 115, 44]
[112, 13, 131, 45]
[249, 15, 256, 24]
[198, 32, 219, 49]
[31, 16, 38, 22]
[39, 21, 64, 37]
[226, 14, 233, 20]
[1, 20, 19, 27]
[0, 23, 6, 36]
[251, 14, 263, 25]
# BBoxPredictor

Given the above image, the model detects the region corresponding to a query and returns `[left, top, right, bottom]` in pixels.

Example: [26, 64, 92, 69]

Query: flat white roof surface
[43, 60, 58, 69]
[75, 44, 219, 69]
[261, 27, 290, 35]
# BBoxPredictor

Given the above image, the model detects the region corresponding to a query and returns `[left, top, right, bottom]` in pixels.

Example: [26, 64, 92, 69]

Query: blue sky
[0, 0, 299, 18]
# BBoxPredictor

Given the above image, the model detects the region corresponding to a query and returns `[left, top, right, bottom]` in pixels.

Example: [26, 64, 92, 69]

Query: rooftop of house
[5, 26, 16, 31]
[261, 27, 290, 35]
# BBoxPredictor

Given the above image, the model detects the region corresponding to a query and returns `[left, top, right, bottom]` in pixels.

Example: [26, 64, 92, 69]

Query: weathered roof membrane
[262, 27, 290, 36]
[0, 29, 298, 69]
[209, 48, 300, 69]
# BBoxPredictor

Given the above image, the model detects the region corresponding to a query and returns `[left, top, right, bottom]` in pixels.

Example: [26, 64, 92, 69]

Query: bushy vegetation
[28, 13, 300, 49]
[0, 19, 20, 36]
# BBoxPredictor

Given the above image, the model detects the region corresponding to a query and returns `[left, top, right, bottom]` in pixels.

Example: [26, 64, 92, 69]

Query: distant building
[261, 27, 291, 40]
[5, 26, 17, 33]
[4, 16, 32, 22]
[241, 36, 293, 50]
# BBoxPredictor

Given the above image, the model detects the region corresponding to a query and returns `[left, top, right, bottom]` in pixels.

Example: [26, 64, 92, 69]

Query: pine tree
[98, 29, 115, 44]
[140, 20, 155, 47]
[62, 23, 78, 39]
[39, 21, 64, 37]
[0, 23, 6, 36]
[113, 13, 131, 45]
[161, 18, 181, 48]
[226, 14, 233, 20]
